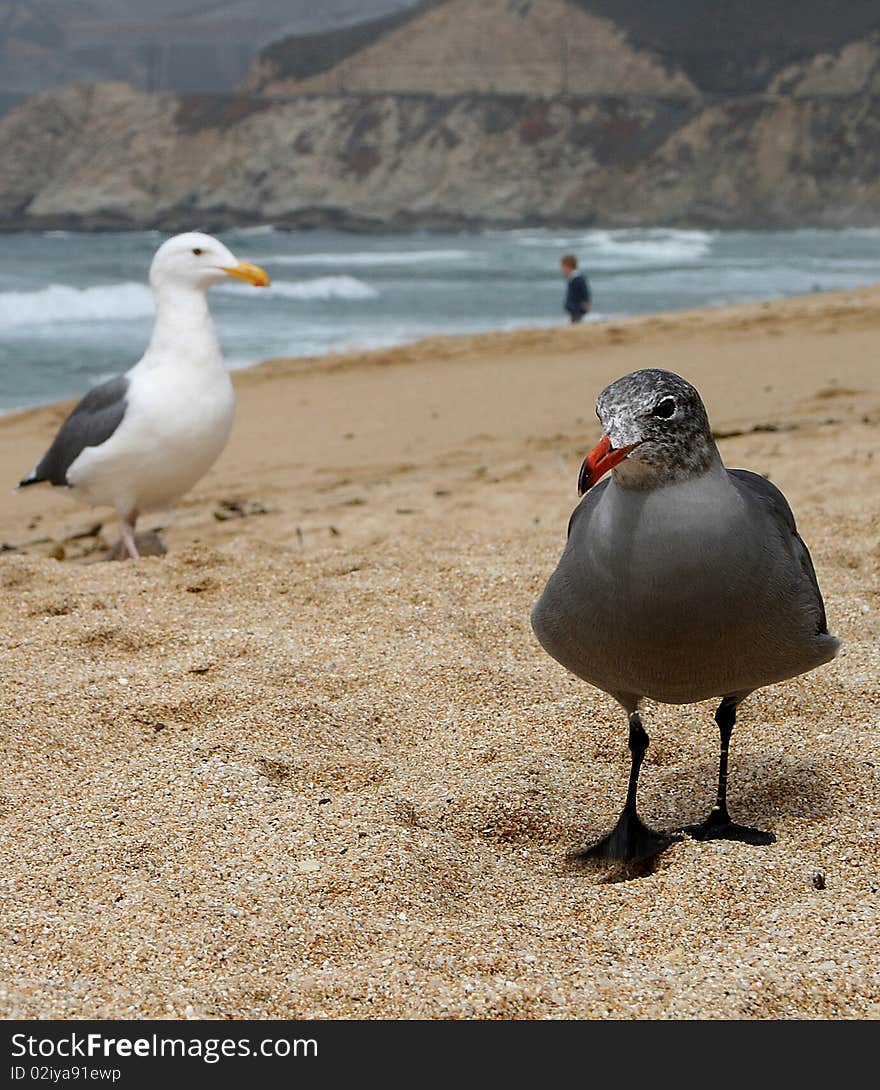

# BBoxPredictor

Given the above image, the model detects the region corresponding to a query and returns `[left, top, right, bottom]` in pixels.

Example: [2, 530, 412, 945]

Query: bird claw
[572, 808, 683, 864]
[683, 814, 776, 845]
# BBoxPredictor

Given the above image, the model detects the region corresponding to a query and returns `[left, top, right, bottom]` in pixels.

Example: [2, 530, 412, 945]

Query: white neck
[140, 282, 222, 370]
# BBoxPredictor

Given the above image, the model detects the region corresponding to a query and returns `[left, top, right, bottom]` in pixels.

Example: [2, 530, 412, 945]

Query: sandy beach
[0, 286, 878, 1019]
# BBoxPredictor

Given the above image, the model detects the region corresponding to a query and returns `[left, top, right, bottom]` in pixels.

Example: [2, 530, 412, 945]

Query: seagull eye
[192, 248, 203, 256]
[652, 397, 676, 419]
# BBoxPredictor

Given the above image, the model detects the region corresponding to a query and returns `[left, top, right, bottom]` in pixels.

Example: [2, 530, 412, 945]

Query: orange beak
[220, 260, 271, 287]
[577, 435, 641, 495]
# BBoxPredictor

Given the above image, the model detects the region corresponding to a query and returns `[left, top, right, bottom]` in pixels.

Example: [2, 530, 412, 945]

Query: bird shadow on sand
[675, 752, 838, 827]
[102, 529, 168, 562]
[563, 754, 838, 884]
[0, 521, 168, 562]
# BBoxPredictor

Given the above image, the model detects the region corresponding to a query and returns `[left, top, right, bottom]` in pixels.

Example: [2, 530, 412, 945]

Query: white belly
[67, 364, 235, 514]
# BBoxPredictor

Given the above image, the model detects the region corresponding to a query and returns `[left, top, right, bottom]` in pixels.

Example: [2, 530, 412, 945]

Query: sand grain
[0, 288, 878, 1019]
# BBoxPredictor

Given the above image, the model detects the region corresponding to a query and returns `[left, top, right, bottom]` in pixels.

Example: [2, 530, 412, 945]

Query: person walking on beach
[561, 254, 591, 323]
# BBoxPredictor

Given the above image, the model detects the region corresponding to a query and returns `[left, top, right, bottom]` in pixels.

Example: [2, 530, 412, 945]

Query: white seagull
[18, 232, 270, 559]
[531, 369, 839, 864]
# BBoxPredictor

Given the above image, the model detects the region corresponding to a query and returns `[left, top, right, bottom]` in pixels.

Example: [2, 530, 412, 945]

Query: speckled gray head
[578, 369, 721, 493]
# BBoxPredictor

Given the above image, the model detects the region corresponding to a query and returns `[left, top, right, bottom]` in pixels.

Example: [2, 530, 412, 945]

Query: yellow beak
[220, 260, 271, 287]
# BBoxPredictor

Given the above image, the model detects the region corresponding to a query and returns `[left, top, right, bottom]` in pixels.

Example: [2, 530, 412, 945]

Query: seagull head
[149, 232, 271, 293]
[578, 369, 719, 494]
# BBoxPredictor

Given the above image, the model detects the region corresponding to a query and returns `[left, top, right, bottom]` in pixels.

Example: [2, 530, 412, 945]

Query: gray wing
[19, 375, 129, 488]
[531, 479, 609, 649]
[728, 468, 829, 635]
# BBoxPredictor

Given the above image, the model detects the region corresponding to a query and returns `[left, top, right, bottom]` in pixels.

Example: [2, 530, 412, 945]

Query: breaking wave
[585, 229, 715, 264]
[267, 249, 471, 267]
[514, 228, 715, 266]
[260, 276, 380, 300]
[0, 282, 154, 329]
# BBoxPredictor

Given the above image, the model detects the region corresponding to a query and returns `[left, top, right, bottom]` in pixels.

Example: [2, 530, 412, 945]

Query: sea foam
[0, 282, 154, 329]
[266, 249, 470, 267]
[257, 276, 380, 300]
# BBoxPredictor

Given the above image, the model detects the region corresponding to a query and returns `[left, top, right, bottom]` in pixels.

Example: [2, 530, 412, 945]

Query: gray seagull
[531, 369, 839, 863]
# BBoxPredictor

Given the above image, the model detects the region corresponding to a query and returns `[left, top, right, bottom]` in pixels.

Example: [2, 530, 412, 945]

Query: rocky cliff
[243, 0, 698, 98]
[1, 0, 879, 231]
[246, 0, 880, 98]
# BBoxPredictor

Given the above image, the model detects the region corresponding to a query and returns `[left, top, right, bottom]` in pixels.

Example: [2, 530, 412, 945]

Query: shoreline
[3, 213, 880, 236]
[6, 211, 880, 235]
[4, 282, 879, 423]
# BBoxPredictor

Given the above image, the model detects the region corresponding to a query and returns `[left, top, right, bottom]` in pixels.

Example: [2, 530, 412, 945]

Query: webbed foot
[573, 808, 683, 864]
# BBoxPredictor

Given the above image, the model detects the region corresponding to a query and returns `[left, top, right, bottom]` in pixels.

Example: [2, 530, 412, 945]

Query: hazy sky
[0, 1, 421, 97]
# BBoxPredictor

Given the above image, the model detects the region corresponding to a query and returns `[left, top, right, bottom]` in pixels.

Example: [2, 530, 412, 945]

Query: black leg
[574, 712, 682, 864]
[684, 697, 776, 845]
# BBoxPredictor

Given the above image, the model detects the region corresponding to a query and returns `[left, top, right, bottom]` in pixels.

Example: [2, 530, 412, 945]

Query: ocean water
[2, 225, 880, 413]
